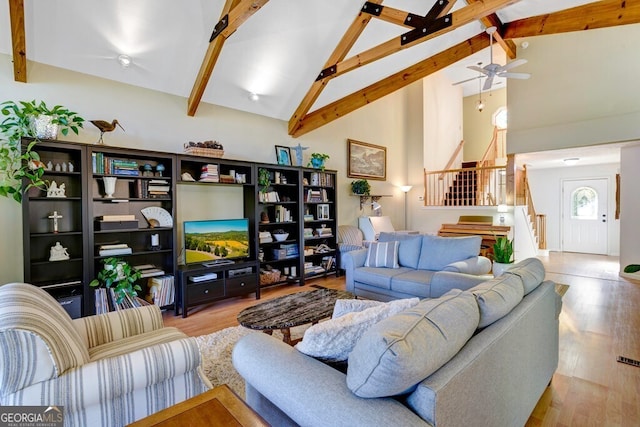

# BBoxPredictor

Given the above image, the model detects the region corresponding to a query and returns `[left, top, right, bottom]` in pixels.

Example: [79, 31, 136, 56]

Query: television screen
[184, 218, 250, 265]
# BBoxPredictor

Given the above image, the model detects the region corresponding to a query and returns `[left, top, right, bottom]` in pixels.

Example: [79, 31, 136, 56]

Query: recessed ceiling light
[117, 54, 131, 68]
[248, 92, 260, 102]
[563, 158, 580, 166]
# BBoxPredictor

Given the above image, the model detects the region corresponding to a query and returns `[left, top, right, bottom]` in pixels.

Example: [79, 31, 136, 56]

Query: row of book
[259, 191, 280, 202]
[303, 255, 335, 276]
[146, 275, 175, 307]
[94, 287, 145, 314]
[92, 153, 140, 176]
[308, 172, 334, 187]
[132, 179, 170, 199]
[274, 205, 293, 222]
[305, 188, 329, 202]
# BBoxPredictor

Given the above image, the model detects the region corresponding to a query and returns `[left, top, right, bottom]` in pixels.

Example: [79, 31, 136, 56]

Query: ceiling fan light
[117, 54, 131, 68]
[476, 99, 485, 112]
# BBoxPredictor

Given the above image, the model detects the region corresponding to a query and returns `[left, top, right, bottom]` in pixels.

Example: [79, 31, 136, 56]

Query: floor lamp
[400, 186, 412, 229]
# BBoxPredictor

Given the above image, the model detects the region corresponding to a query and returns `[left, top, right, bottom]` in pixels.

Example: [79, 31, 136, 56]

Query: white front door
[562, 178, 608, 254]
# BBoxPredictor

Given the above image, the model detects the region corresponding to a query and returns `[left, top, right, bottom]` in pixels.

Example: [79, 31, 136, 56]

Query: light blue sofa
[343, 232, 492, 301]
[233, 258, 561, 427]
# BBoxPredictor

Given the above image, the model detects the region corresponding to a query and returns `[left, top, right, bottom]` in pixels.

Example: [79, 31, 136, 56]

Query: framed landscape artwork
[347, 139, 386, 180]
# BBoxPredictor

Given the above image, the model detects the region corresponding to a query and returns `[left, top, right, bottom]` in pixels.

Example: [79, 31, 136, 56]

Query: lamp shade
[400, 185, 412, 193]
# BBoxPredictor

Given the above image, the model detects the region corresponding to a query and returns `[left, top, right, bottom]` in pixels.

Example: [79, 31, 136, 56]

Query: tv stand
[202, 260, 235, 267]
[177, 260, 259, 318]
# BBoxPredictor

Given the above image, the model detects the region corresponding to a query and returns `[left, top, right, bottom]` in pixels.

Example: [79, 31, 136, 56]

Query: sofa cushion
[390, 269, 436, 298]
[471, 274, 524, 328]
[295, 298, 419, 361]
[379, 232, 422, 269]
[353, 266, 412, 290]
[417, 235, 482, 271]
[346, 289, 479, 398]
[365, 241, 400, 268]
[503, 257, 545, 295]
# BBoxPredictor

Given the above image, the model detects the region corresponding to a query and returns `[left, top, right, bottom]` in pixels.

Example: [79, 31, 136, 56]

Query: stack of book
[148, 179, 170, 198]
[274, 205, 292, 222]
[259, 191, 280, 202]
[110, 159, 140, 176]
[147, 275, 175, 307]
[98, 243, 132, 256]
[259, 231, 273, 243]
[96, 214, 139, 230]
[321, 255, 335, 272]
[94, 288, 109, 314]
[134, 264, 166, 278]
[304, 261, 325, 276]
[199, 164, 219, 182]
[305, 189, 327, 202]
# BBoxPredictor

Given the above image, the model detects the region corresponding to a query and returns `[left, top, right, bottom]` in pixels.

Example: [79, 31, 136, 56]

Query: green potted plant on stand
[307, 153, 329, 170]
[350, 179, 371, 196]
[492, 235, 514, 277]
[0, 100, 85, 202]
[90, 257, 143, 310]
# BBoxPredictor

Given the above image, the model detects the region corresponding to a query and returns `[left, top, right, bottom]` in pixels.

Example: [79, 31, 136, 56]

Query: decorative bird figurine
[90, 119, 124, 144]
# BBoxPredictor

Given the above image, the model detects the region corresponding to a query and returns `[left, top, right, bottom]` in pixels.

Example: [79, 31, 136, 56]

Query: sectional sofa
[233, 257, 561, 427]
[343, 232, 493, 301]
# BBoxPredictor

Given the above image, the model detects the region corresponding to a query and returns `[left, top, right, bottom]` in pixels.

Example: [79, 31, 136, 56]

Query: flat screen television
[183, 218, 250, 265]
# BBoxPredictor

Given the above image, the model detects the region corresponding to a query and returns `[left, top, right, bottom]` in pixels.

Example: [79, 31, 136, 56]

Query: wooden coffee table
[128, 384, 268, 427]
[237, 287, 354, 345]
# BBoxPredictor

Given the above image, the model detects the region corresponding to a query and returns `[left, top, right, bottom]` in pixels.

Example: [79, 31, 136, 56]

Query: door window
[571, 187, 597, 219]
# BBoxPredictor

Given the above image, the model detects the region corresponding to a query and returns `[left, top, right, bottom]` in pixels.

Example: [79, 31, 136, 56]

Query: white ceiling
[516, 143, 627, 170]
[0, 0, 600, 123]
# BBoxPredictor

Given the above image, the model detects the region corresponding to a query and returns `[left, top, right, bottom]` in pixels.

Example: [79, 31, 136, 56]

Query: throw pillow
[364, 241, 399, 269]
[346, 289, 479, 398]
[295, 298, 419, 361]
[378, 232, 422, 269]
[332, 299, 385, 319]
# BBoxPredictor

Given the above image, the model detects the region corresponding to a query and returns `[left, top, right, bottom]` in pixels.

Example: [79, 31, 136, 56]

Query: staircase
[444, 161, 478, 206]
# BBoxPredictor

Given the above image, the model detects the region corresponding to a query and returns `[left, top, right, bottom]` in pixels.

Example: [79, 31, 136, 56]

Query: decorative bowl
[273, 233, 289, 242]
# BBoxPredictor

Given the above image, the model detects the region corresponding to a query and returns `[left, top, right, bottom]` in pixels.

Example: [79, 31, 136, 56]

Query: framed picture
[317, 204, 330, 220]
[347, 139, 386, 180]
[275, 145, 292, 166]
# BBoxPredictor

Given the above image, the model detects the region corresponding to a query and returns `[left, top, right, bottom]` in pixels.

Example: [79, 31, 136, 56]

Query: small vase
[30, 115, 59, 139]
[492, 261, 513, 277]
[103, 177, 117, 198]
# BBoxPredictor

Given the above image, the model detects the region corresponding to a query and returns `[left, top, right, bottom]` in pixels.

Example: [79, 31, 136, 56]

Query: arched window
[493, 107, 507, 129]
[571, 187, 597, 219]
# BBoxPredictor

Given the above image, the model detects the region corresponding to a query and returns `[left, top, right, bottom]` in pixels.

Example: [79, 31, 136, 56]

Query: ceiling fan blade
[483, 75, 494, 91]
[467, 65, 489, 75]
[499, 72, 531, 79]
[498, 58, 527, 72]
[452, 75, 482, 86]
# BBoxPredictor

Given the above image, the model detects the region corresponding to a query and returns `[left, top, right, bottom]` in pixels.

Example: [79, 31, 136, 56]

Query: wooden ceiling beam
[503, 0, 640, 39]
[288, 0, 383, 135]
[370, 0, 456, 29]
[9, 0, 27, 82]
[290, 33, 489, 137]
[187, 0, 268, 117]
[466, 0, 515, 59]
[320, 0, 517, 84]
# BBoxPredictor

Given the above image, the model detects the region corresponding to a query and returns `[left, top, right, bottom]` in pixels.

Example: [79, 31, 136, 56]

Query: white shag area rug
[195, 325, 307, 398]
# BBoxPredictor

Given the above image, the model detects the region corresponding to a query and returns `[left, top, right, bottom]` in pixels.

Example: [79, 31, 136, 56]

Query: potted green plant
[307, 153, 329, 170]
[258, 168, 271, 193]
[351, 179, 371, 195]
[0, 100, 85, 203]
[492, 235, 514, 276]
[89, 257, 142, 305]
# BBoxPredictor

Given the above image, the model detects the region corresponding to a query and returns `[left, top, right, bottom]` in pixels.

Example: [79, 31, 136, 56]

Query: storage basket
[260, 269, 281, 285]
[183, 144, 224, 158]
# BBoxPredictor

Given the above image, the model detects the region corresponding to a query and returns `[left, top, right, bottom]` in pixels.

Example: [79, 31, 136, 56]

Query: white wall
[619, 144, 640, 270]
[508, 24, 640, 154]
[0, 55, 423, 284]
[463, 88, 506, 162]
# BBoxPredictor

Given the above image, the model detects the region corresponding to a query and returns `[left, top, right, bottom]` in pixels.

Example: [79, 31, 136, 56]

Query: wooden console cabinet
[177, 260, 259, 317]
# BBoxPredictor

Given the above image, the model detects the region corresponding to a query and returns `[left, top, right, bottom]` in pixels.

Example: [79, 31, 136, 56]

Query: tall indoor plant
[0, 100, 85, 202]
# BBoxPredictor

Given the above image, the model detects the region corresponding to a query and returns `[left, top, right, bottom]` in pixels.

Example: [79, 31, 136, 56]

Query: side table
[127, 385, 268, 427]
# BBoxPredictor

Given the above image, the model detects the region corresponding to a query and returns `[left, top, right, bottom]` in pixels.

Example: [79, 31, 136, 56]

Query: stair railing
[522, 165, 547, 249]
[424, 165, 506, 206]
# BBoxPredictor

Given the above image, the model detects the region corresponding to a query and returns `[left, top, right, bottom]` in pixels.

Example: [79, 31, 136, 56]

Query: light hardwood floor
[163, 252, 640, 426]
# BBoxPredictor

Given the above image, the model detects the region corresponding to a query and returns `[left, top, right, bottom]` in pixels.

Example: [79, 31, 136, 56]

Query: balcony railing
[423, 165, 507, 207]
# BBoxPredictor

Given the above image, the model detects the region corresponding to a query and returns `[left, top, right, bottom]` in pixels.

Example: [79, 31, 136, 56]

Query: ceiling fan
[453, 26, 530, 90]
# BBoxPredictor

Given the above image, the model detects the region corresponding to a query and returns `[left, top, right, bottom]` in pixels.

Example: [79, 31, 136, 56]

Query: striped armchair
[337, 225, 366, 270]
[0, 283, 211, 426]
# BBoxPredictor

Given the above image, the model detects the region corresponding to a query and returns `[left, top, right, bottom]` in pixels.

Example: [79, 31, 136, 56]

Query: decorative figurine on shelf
[150, 233, 161, 251]
[90, 119, 125, 145]
[260, 211, 270, 224]
[49, 242, 70, 261]
[143, 164, 154, 177]
[155, 164, 165, 177]
[61, 162, 67, 172]
[54, 163, 61, 172]
[48, 211, 63, 233]
[292, 143, 309, 167]
[47, 181, 66, 198]
[68, 162, 74, 172]
[46, 161, 53, 171]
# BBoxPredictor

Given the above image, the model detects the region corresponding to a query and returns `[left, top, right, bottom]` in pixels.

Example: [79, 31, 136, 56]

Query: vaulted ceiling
[3, 0, 639, 138]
